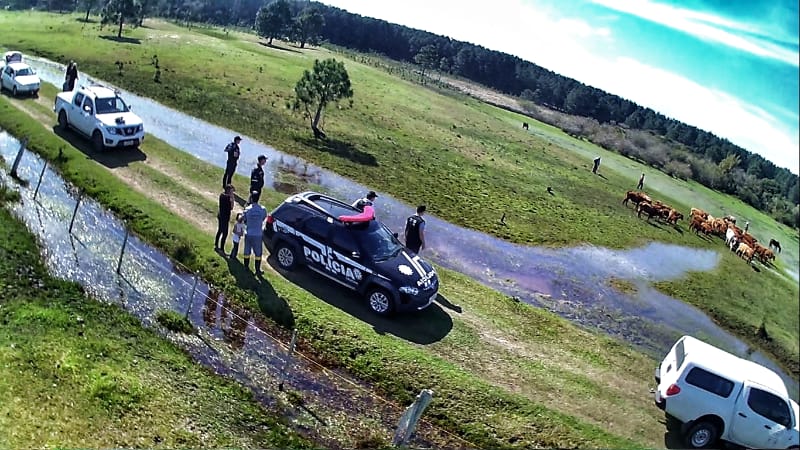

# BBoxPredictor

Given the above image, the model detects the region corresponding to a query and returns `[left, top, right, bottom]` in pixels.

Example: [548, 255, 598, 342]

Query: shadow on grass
[99, 35, 142, 45]
[258, 41, 302, 54]
[267, 257, 452, 344]
[661, 415, 686, 449]
[75, 17, 97, 23]
[226, 255, 294, 328]
[52, 125, 146, 169]
[294, 136, 378, 167]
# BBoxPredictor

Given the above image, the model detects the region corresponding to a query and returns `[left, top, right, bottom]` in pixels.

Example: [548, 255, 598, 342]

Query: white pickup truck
[655, 335, 799, 449]
[54, 84, 144, 152]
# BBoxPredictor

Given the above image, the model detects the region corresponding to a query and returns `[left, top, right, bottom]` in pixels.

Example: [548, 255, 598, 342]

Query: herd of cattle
[622, 190, 780, 266]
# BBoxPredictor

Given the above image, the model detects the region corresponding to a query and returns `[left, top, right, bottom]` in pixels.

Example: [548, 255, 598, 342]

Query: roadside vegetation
[0, 10, 797, 446]
[0, 201, 310, 448]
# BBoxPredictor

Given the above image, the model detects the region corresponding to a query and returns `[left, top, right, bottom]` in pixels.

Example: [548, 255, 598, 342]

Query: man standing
[637, 173, 645, 190]
[215, 184, 235, 252]
[249, 155, 267, 204]
[404, 205, 427, 254]
[744, 221, 750, 233]
[64, 61, 79, 92]
[222, 136, 242, 188]
[592, 157, 601, 174]
[352, 191, 378, 211]
[242, 191, 267, 275]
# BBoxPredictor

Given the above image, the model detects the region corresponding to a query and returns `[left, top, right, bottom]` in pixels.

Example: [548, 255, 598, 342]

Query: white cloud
[322, 0, 798, 172]
[590, 0, 799, 67]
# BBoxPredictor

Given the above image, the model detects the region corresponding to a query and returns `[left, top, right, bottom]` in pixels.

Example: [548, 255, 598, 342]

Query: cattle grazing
[623, 191, 651, 207]
[769, 239, 781, 253]
[763, 248, 776, 263]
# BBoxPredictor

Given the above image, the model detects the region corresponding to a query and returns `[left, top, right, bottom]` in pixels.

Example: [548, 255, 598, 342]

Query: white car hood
[14, 75, 40, 86]
[97, 112, 143, 127]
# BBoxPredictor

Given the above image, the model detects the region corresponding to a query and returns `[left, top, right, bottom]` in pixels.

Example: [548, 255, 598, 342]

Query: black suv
[264, 192, 439, 315]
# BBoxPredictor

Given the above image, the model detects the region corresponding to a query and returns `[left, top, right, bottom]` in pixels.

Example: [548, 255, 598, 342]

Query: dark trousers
[230, 240, 240, 258]
[222, 163, 237, 188]
[637, 181, 643, 190]
[406, 241, 422, 254]
[215, 216, 230, 249]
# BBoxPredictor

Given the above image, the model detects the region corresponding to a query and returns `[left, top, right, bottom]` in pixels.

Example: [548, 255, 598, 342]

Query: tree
[101, 0, 143, 38]
[293, 58, 353, 139]
[413, 44, 438, 81]
[255, 0, 291, 45]
[80, 0, 100, 21]
[292, 7, 324, 49]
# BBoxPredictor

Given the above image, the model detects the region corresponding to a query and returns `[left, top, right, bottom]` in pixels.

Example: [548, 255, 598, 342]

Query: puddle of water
[0, 131, 462, 449]
[19, 58, 800, 397]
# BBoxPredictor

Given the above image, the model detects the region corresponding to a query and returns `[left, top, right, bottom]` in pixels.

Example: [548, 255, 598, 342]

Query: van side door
[731, 384, 793, 449]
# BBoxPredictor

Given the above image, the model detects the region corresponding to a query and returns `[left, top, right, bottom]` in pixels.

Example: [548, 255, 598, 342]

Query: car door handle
[764, 425, 771, 430]
[738, 412, 747, 418]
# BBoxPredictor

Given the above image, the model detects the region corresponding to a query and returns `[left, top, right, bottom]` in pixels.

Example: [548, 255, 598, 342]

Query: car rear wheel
[58, 110, 69, 130]
[366, 287, 394, 316]
[92, 131, 105, 153]
[11, 85, 17, 97]
[274, 242, 297, 271]
[685, 421, 718, 449]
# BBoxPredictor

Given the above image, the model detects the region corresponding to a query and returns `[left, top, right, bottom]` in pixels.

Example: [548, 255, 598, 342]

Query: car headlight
[399, 286, 419, 296]
[136, 125, 143, 133]
[105, 127, 120, 135]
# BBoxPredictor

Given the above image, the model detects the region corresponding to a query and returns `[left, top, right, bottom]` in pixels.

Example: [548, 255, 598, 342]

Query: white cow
[725, 227, 736, 248]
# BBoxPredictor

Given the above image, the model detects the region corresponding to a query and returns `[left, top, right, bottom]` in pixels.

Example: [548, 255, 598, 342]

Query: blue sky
[322, 0, 800, 173]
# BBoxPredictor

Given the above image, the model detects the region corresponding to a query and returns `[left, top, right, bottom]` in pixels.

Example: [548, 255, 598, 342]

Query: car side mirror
[351, 251, 360, 259]
[83, 105, 92, 114]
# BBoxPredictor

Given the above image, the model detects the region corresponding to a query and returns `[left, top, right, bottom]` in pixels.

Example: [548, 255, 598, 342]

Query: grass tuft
[156, 309, 195, 334]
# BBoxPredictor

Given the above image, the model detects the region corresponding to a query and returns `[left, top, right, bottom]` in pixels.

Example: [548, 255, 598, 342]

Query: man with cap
[242, 191, 267, 275]
[352, 191, 378, 212]
[248, 154, 267, 204]
[222, 136, 242, 188]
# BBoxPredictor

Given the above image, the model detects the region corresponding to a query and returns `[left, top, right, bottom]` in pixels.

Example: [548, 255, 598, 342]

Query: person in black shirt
[351, 190, 378, 212]
[222, 136, 242, 188]
[64, 61, 79, 92]
[248, 155, 267, 204]
[215, 184, 235, 252]
[404, 205, 427, 254]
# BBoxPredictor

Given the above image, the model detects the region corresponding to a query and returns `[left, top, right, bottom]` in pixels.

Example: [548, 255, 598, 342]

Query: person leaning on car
[352, 190, 378, 212]
[248, 154, 267, 204]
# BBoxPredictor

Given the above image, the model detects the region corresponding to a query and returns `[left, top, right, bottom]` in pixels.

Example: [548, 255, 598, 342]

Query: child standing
[230, 213, 245, 259]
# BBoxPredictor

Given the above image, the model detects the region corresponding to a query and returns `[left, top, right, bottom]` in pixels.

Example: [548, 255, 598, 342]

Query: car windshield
[354, 222, 404, 261]
[95, 96, 129, 114]
[16, 67, 35, 76]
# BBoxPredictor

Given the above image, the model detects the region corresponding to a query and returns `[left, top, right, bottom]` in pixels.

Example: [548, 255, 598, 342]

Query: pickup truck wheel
[57, 110, 69, 130]
[274, 242, 297, 271]
[11, 86, 17, 97]
[92, 131, 105, 153]
[685, 421, 718, 449]
[366, 287, 394, 316]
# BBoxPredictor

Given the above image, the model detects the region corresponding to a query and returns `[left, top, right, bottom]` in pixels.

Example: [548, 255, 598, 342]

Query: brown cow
[740, 233, 757, 248]
[763, 248, 776, 263]
[623, 191, 651, 207]
[736, 242, 754, 263]
[637, 202, 661, 220]
[667, 209, 684, 224]
[690, 207, 709, 220]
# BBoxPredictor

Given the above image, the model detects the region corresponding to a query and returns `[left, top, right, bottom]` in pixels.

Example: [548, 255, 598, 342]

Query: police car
[264, 192, 439, 315]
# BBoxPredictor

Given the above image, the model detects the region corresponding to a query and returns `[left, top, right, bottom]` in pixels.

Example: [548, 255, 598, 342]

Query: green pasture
[0, 206, 310, 448]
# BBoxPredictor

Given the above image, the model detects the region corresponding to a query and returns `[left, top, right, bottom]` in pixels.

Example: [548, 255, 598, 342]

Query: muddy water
[0, 132, 463, 449]
[22, 58, 800, 397]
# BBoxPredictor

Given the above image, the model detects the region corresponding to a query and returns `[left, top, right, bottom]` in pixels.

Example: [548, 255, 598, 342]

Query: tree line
[3, 0, 798, 227]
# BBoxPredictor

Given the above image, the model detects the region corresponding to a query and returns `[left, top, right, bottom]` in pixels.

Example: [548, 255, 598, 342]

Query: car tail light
[666, 384, 681, 396]
[266, 214, 274, 225]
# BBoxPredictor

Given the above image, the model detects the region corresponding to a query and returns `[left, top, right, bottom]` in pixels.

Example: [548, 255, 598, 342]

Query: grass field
[0, 10, 798, 446]
[0, 193, 311, 448]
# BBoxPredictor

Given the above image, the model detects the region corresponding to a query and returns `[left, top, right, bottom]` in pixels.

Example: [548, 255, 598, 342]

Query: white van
[654, 335, 799, 449]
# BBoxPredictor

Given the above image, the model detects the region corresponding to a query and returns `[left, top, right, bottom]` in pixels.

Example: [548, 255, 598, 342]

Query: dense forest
[3, 0, 799, 227]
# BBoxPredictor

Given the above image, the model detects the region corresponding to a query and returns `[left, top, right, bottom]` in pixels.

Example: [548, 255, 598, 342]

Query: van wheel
[685, 421, 718, 449]
[58, 110, 69, 130]
[366, 287, 394, 316]
[92, 131, 105, 152]
[274, 242, 297, 271]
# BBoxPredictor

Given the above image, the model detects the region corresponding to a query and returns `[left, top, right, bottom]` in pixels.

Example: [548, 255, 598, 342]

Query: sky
[321, 0, 800, 174]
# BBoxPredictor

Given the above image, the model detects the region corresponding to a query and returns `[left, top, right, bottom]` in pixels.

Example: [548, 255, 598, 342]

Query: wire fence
[2, 138, 475, 449]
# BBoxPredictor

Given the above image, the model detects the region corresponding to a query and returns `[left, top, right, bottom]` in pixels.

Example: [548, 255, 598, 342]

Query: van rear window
[685, 367, 734, 398]
[675, 339, 686, 369]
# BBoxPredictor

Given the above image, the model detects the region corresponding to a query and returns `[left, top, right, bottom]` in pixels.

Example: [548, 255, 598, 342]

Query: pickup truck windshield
[95, 96, 129, 114]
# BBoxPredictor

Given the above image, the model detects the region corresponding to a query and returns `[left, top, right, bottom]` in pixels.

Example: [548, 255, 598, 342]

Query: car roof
[6, 62, 32, 70]
[284, 191, 361, 221]
[681, 336, 788, 396]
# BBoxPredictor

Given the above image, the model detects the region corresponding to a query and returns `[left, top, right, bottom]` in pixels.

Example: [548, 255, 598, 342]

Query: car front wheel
[92, 131, 105, 152]
[366, 287, 394, 316]
[685, 421, 718, 449]
[274, 242, 297, 271]
[58, 110, 69, 130]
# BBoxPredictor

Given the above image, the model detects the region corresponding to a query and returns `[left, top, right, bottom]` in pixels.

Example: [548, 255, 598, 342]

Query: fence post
[278, 329, 298, 391]
[184, 273, 200, 318]
[9, 138, 28, 179]
[116, 228, 129, 275]
[392, 389, 434, 447]
[68, 191, 82, 234]
[32, 161, 47, 200]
